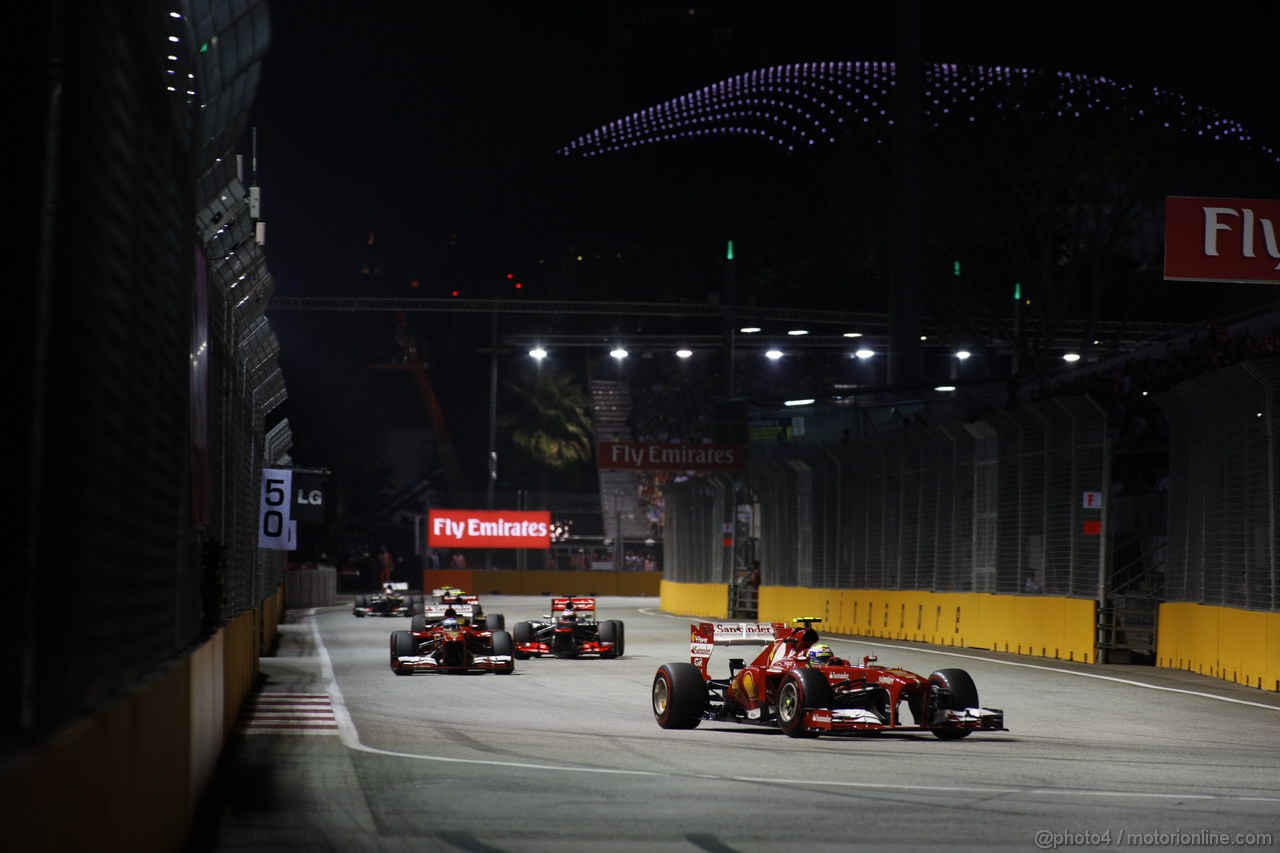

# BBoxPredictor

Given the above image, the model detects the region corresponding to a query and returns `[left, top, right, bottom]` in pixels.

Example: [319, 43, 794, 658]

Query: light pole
[614, 489, 624, 572]
[477, 311, 511, 570]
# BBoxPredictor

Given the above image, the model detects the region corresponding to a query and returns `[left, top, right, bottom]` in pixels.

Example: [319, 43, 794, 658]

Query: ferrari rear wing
[689, 621, 786, 677]
[420, 602, 477, 622]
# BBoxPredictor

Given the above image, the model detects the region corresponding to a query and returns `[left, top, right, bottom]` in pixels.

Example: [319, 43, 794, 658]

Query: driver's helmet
[562, 601, 575, 617]
[441, 617, 459, 629]
[807, 644, 835, 665]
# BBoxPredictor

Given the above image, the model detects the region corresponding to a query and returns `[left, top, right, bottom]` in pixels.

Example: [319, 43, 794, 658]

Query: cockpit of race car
[652, 617, 1006, 739]
[409, 587, 490, 632]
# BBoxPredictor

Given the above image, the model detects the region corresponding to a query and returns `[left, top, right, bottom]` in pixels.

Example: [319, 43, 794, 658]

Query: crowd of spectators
[624, 361, 724, 534]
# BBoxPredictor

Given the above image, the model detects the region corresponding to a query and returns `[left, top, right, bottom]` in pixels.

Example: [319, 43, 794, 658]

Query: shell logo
[740, 671, 756, 698]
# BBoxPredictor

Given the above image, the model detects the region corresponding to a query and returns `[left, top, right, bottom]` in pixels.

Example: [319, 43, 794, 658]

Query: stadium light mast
[723, 238, 736, 400]
[888, 0, 923, 388]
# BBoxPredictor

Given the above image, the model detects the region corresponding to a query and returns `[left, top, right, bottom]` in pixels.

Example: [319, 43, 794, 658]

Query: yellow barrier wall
[422, 569, 661, 597]
[659, 581, 1097, 663]
[0, 608, 264, 852]
[1158, 602, 1280, 691]
[659, 580, 735, 618]
[261, 583, 283, 654]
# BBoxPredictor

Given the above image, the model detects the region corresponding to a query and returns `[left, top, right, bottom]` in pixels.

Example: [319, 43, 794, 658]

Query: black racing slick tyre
[354, 595, 367, 616]
[490, 630, 515, 674]
[486, 613, 506, 631]
[777, 668, 834, 738]
[929, 668, 980, 739]
[411, 614, 426, 633]
[652, 663, 706, 729]
[390, 631, 417, 675]
[512, 620, 534, 659]
[599, 619, 621, 658]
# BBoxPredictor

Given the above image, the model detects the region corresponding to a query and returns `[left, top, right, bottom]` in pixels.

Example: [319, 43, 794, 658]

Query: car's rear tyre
[390, 631, 417, 675]
[354, 595, 367, 616]
[653, 663, 706, 729]
[490, 630, 515, 674]
[486, 613, 506, 631]
[410, 614, 426, 633]
[777, 668, 833, 738]
[929, 668, 979, 739]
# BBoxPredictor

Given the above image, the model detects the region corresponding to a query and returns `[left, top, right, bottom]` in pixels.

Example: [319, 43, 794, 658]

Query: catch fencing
[1161, 357, 1279, 610]
[12, 3, 279, 750]
[665, 396, 1111, 598]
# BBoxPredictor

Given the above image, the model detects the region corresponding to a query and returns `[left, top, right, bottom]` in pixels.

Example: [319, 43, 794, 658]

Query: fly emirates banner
[597, 441, 746, 471]
[428, 509, 552, 549]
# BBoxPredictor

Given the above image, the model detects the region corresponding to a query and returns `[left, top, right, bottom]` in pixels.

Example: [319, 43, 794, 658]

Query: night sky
[245, 1, 1280, 523]
[247, 1, 1280, 299]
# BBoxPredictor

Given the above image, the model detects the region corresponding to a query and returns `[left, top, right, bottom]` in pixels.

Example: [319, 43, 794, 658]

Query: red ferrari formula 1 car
[652, 617, 1006, 739]
[512, 597, 624, 659]
[390, 613, 514, 675]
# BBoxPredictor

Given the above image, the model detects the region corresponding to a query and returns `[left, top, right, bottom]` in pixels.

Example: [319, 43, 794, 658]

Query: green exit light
[726, 240, 734, 261]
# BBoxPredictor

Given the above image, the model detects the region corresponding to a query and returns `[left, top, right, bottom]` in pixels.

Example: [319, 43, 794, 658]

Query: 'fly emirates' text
[433, 518, 549, 539]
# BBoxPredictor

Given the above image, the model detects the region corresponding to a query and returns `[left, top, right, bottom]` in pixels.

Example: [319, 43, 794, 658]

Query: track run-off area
[187, 596, 1280, 853]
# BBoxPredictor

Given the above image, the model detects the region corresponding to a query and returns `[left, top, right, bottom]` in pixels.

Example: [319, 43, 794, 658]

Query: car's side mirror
[729, 657, 745, 673]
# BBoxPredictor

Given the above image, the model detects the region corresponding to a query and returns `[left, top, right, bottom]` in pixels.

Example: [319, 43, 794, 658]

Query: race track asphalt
[184, 595, 1280, 853]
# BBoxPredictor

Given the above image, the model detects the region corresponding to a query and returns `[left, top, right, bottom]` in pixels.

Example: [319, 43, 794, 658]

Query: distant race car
[652, 617, 1006, 739]
[353, 582, 416, 617]
[410, 587, 490, 631]
[512, 597, 624, 659]
[390, 612, 514, 675]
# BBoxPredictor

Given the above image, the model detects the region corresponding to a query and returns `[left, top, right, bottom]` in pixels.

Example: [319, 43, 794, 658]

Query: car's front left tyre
[599, 619, 622, 658]
[928, 668, 980, 739]
[777, 668, 833, 738]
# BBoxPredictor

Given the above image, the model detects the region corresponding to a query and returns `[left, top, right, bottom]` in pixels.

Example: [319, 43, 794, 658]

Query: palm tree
[498, 366, 595, 490]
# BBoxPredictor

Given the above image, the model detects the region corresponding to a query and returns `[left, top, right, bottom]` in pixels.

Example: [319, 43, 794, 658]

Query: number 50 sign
[259, 468, 298, 550]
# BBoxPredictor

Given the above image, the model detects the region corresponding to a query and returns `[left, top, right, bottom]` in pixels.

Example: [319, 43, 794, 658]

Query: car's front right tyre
[390, 631, 418, 675]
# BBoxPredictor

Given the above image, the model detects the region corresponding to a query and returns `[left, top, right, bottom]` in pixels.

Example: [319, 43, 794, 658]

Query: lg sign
[1164, 196, 1280, 284]
[428, 510, 552, 549]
